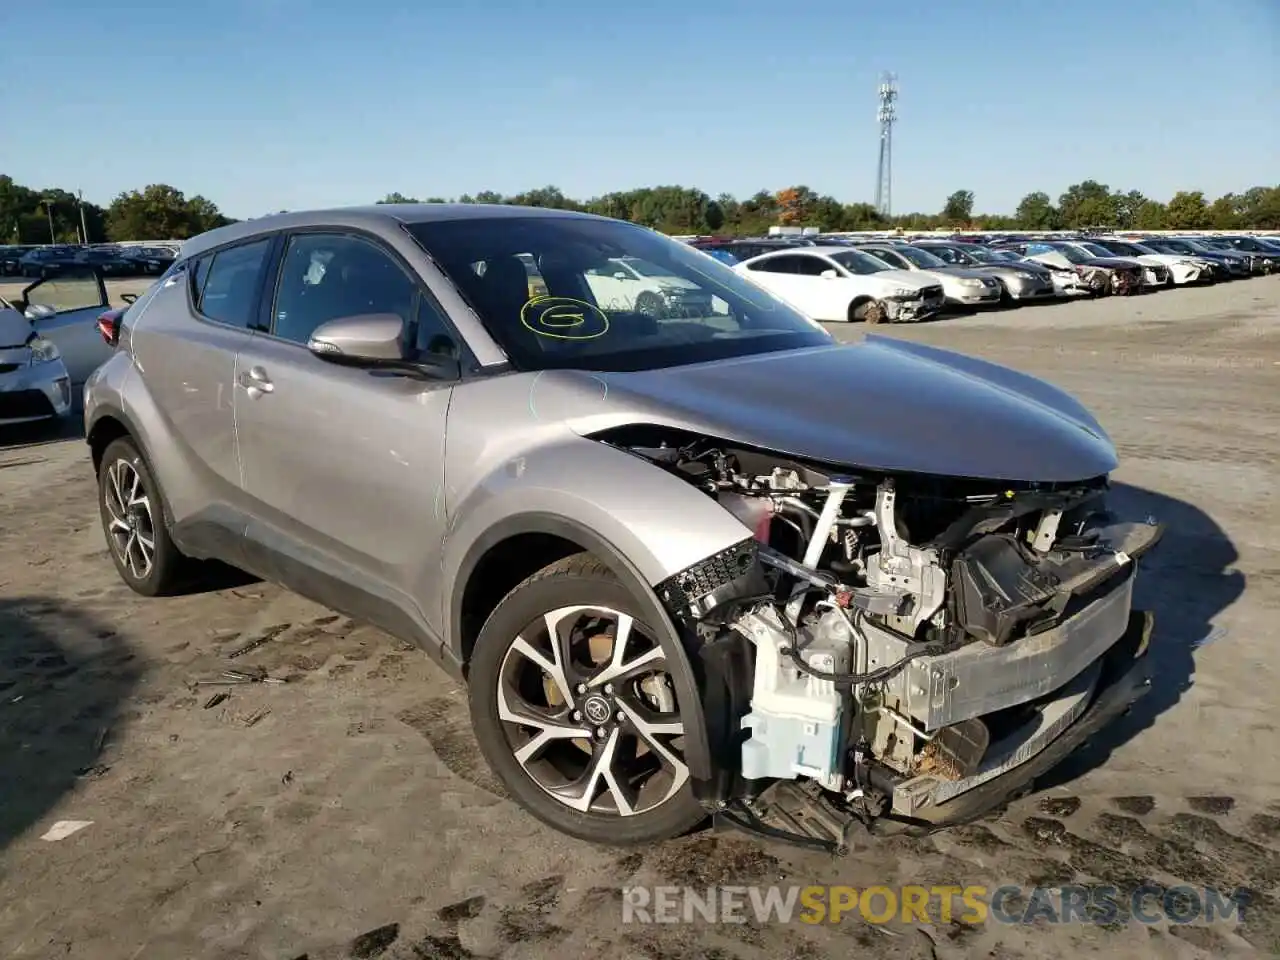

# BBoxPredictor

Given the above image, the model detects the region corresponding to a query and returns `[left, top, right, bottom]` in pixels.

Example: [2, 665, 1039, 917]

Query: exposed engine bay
[600, 426, 1163, 850]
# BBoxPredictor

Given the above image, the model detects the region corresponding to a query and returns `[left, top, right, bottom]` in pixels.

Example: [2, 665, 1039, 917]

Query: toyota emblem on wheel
[582, 695, 611, 725]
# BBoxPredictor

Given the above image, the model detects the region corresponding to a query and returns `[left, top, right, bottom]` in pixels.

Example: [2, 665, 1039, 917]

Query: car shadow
[0, 595, 143, 852]
[1034, 481, 1244, 790]
[0, 413, 85, 451]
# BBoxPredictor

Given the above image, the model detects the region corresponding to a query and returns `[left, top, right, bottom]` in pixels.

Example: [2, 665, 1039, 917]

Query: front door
[233, 230, 462, 648]
[21, 265, 109, 383]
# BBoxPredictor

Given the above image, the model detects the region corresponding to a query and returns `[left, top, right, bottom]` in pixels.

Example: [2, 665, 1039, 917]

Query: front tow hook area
[711, 610, 1156, 854]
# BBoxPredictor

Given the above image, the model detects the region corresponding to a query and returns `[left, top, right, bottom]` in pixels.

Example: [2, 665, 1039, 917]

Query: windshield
[894, 246, 948, 268]
[1128, 242, 1159, 255]
[406, 216, 832, 372]
[1181, 239, 1218, 252]
[828, 250, 895, 275]
[953, 245, 994, 263]
[1080, 242, 1117, 258]
[1050, 245, 1092, 265]
[1150, 239, 1190, 254]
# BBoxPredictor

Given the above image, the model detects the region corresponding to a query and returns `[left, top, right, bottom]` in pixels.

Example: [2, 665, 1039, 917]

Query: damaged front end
[608, 429, 1163, 852]
[1109, 266, 1144, 296]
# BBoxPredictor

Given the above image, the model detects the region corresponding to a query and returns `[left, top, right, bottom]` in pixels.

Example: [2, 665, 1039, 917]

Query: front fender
[442, 435, 752, 785]
[442, 432, 753, 598]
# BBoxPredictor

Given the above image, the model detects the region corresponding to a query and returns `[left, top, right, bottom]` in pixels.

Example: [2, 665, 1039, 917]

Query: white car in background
[1089, 237, 1212, 285]
[735, 246, 945, 323]
[583, 256, 717, 317]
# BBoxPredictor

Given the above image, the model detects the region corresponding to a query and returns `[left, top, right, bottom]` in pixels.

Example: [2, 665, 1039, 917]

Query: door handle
[239, 365, 274, 397]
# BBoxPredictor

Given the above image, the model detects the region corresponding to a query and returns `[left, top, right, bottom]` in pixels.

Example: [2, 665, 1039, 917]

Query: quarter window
[195, 238, 272, 329]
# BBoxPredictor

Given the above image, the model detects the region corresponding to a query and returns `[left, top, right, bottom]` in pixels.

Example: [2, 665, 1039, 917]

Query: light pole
[78, 190, 89, 243]
[43, 201, 55, 243]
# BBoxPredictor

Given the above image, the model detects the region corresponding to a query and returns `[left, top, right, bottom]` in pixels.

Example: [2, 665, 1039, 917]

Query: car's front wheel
[97, 437, 188, 596]
[851, 298, 885, 324]
[468, 553, 705, 845]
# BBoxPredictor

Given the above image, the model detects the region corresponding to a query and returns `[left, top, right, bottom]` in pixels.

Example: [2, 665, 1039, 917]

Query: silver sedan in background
[913, 241, 1059, 302]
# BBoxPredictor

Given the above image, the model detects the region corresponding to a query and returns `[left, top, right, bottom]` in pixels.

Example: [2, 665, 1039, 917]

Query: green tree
[1133, 200, 1168, 230]
[1164, 190, 1210, 230]
[1112, 190, 1148, 229]
[1236, 186, 1280, 229]
[106, 184, 231, 240]
[942, 189, 975, 224]
[1014, 191, 1059, 230]
[1057, 180, 1116, 228]
[378, 192, 419, 203]
[1207, 193, 1240, 229]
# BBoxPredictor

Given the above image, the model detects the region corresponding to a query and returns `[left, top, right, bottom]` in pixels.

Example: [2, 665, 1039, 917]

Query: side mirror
[307, 313, 461, 381]
[820, 269, 840, 279]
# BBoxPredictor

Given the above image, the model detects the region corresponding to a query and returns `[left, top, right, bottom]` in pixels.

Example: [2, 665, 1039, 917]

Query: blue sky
[5, 0, 1277, 219]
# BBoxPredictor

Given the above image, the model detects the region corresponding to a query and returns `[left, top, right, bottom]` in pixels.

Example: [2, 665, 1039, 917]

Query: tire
[851, 299, 885, 324]
[97, 437, 189, 596]
[634, 291, 666, 319]
[468, 552, 706, 845]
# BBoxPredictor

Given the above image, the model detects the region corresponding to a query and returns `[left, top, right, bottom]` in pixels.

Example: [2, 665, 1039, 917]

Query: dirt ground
[1, 277, 1278, 959]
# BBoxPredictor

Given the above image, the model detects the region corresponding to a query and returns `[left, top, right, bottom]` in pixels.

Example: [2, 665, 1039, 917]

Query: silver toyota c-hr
[84, 205, 1161, 849]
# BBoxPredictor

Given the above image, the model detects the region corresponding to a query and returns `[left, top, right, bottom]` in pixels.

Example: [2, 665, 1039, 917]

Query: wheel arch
[846, 294, 873, 319]
[86, 404, 181, 535]
[450, 512, 713, 781]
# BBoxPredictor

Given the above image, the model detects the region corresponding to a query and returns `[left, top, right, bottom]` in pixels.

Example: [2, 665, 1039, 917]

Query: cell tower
[874, 72, 898, 217]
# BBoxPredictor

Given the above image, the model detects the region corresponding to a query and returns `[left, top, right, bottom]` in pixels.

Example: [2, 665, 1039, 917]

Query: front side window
[194, 238, 272, 328]
[271, 233, 418, 345]
[406, 216, 830, 372]
[790, 255, 834, 276]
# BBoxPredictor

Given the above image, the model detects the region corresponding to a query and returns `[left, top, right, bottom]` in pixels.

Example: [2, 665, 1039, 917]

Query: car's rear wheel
[468, 553, 705, 845]
[98, 437, 188, 596]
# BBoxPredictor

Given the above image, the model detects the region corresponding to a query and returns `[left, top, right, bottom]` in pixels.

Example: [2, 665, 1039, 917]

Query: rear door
[232, 229, 463, 648]
[21, 266, 110, 383]
[127, 235, 274, 552]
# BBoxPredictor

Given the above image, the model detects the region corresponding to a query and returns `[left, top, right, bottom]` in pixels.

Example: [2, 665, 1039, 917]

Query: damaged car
[735, 246, 946, 323]
[83, 205, 1163, 849]
[999, 240, 1145, 296]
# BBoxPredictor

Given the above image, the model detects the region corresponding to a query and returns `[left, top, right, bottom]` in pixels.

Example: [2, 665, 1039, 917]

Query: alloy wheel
[496, 604, 688, 817]
[103, 459, 156, 580]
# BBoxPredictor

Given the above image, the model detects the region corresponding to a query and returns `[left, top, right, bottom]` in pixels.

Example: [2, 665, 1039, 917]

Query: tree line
[3, 173, 1278, 244]
[0, 177, 232, 244]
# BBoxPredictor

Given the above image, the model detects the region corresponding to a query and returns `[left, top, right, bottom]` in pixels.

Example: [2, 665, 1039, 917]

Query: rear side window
[748, 255, 796, 273]
[193, 238, 272, 328]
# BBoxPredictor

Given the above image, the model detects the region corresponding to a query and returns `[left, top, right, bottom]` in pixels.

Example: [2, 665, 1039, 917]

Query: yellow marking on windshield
[521, 296, 610, 340]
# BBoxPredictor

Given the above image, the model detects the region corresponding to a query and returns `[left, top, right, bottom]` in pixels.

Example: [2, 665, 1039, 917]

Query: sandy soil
[1, 277, 1278, 959]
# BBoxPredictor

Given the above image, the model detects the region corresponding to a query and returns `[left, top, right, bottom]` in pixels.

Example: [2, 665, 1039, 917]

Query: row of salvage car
[685, 233, 1280, 324]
